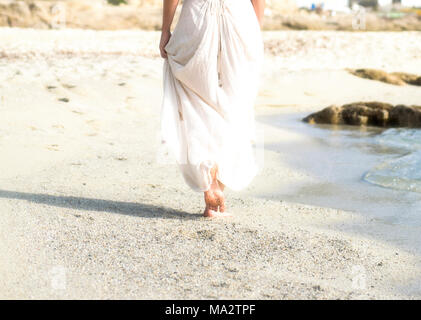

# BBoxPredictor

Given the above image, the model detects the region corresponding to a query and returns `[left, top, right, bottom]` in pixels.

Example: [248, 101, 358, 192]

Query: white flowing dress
[161, 0, 264, 192]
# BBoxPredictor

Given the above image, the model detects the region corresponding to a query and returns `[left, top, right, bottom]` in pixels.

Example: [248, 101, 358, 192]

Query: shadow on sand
[0, 189, 202, 220]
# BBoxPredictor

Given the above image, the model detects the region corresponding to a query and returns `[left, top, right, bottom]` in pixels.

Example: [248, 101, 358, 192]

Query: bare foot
[203, 165, 229, 218]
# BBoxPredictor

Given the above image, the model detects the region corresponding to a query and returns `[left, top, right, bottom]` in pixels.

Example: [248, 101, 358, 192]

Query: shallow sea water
[256, 111, 421, 229]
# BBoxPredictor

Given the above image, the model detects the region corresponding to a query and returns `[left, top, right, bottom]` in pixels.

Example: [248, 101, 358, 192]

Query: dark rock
[391, 72, 421, 86]
[303, 102, 421, 128]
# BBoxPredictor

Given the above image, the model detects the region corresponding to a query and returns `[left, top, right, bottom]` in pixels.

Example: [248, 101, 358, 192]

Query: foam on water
[364, 129, 421, 193]
[256, 112, 421, 256]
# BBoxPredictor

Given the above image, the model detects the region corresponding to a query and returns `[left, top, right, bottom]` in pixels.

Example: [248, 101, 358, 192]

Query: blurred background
[0, 0, 420, 31]
[1, 0, 421, 300]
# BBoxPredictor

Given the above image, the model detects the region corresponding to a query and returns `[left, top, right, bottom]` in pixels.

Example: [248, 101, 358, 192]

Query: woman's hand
[159, 30, 171, 59]
[160, 0, 179, 59]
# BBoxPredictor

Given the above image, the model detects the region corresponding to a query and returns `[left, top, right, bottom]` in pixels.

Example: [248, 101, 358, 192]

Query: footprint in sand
[52, 124, 65, 134]
[46, 144, 59, 151]
[86, 119, 99, 127]
[62, 83, 77, 89]
[85, 120, 100, 137]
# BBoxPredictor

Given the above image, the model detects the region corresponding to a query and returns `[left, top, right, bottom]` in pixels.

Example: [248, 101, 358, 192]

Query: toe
[210, 203, 218, 212]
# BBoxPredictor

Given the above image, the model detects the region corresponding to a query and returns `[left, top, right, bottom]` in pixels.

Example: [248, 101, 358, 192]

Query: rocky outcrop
[348, 69, 421, 86]
[392, 72, 421, 86]
[303, 102, 421, 128]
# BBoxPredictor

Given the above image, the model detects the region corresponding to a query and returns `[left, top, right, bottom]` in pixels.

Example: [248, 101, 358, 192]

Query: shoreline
[1, 28, 421, 299]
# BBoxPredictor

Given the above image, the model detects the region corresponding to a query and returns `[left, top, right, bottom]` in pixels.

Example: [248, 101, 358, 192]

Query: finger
[160, 46, 168, 59]
[160, 48, 167, 59]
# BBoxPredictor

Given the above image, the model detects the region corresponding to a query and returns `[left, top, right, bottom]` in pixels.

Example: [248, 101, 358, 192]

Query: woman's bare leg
[216, 179, 225, 212]
[203, 165, 230, 217]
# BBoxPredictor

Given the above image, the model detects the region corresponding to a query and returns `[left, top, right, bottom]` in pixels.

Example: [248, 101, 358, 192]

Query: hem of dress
[189, 163, 258, 193]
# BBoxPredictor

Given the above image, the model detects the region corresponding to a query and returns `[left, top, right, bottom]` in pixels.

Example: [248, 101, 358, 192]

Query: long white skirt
[161, 0, 264, 192]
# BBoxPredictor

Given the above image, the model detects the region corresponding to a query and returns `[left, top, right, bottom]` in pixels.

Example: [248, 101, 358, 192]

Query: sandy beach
[1, 28, 421, 299]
